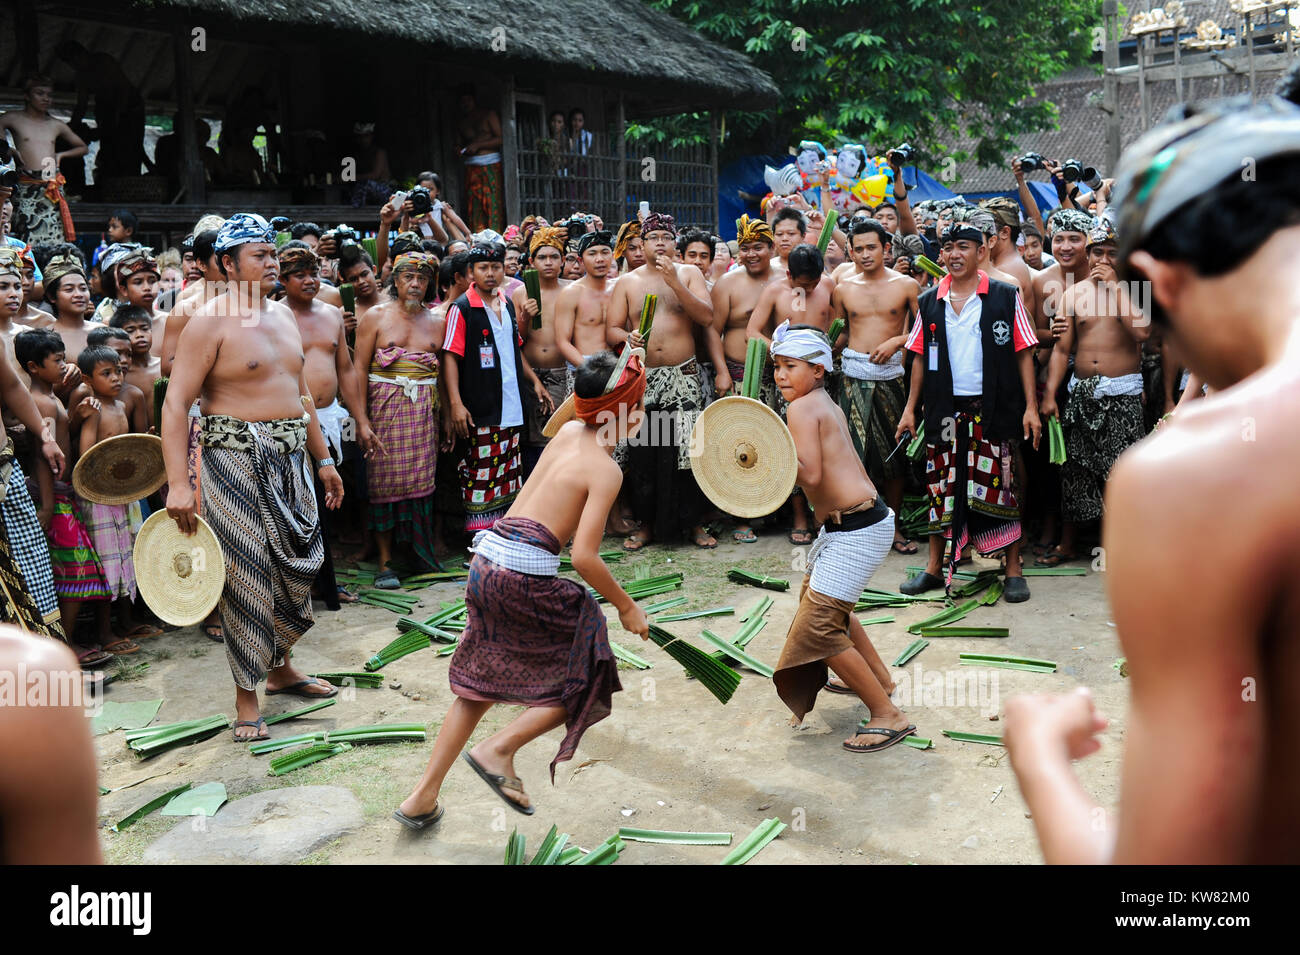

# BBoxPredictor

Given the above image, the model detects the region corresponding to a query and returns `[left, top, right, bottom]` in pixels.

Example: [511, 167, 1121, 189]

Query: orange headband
[573, 356, 646, 426]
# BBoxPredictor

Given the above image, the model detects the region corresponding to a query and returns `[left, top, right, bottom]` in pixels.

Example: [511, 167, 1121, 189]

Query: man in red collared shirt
[896, 224, 1041, 601]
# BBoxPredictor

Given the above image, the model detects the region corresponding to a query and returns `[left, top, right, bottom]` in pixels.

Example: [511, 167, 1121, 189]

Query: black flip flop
[393, 802, 445, 831]
[843, 725, 917, 754]
[233, 717, 269, 742]
[265, 677, 339, 699]
[823, 679, 856, 695]
[461, 751, 534, 816]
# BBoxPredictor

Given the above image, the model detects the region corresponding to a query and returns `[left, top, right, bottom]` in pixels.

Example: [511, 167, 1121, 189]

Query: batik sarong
[629, 358, 705, 540]
[0, 440, 60, 626]
[449, 517, 621, 780]
[461, 426, 523, 533]
[12, 172, 74, 244]
[367, 347, 439, 567]
[923, 398, 1022, 586]
[200, 414, 323, 690]
[1061, 373, 1145, 523]
[43, 482, 111, 601]
[465, 159, 505, 234]
[838, 351, 908, 484]
[77, 500, 136, 601]
[773, 500, 894, 720]
[524, 367, 569, 446]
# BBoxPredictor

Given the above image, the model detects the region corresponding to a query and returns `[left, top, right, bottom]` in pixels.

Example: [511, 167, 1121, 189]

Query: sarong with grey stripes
[200, 414, 323, 690]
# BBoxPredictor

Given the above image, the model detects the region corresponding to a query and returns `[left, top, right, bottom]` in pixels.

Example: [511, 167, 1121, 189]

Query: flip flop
[118, 623, 164, 639]
[733, 528, 758, 543]
[203, 622, 223, 642]
[374, 569, 402, 589]
[393, 802, 445, 832]
[823, 677, 855, 694]
[461, 751, 534, 816]
[265, 677, 338, 699]
[789, 529, 813, 545]
[102, 638, 140, 655]
[843, 725, 917, 754]
[1034, 548, 1077, 567]
[76, 647, 113, 669]
[891, 538, 918, 555]
[233, 717, 269, 742]
[337, 586, 360, 604]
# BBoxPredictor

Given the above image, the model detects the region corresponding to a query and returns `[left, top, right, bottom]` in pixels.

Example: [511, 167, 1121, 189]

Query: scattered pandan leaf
[941, 730, 1004, 746]
[112, 783, 193, 832]
[721, 818, 787, 865]
[697, 629, 774, 678]
[903, 736, 934, 750]
[920, 626, 1009, 639]
[657, 606, 735, 622]
[609, 641, 653, 669]
[958, 652, 1056, 673]
[618, 828, 732, 846]
[267, 741, 351, 776]
[262, 699, 336, 725]
[727, 568, 790, 591]
[892, 638, 929, 667]
[1114, 657, 1128, 678]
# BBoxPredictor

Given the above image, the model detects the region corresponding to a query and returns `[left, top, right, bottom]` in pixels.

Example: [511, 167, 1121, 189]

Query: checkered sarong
[806, 508, 896, 603]
[367, 347, 439, 504]
[1, 453, 59, 619]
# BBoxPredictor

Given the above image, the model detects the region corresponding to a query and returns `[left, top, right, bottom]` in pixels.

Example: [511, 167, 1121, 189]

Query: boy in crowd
[767, 322, 914, 753]
[110, 305, 162, 430]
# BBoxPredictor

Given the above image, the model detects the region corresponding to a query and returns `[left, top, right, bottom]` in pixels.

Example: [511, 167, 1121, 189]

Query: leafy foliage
[641, 0, 1100, 166]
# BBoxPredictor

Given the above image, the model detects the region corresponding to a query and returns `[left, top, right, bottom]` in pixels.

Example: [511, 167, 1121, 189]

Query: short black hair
[1021, 222, 1044, 242]
[14, 328, 64, 370]
[848, 218, 891, 248]
[568, 107, 585, 122]
[416, 171, 441, 191]
[573, 352, 617, 399]
[290, 221, 323, 240]
[421, 240, 444, 257]
[1133, 154, 1300, 325]
[449, 251, 470, 280]
[88, 325, 130, 347]
[193, 229, 219, 264]
[787, 244, 824, 281]
[337, 246, 375, 280]
[280, 239, 312, 252]
[437, 256, 457, 298]
[110, 304, 153, 330]
[773, 207, 808, 234]
[676, 228, 716, 261]
[109, 209, 138, 233]
[77, 345, 121, 376]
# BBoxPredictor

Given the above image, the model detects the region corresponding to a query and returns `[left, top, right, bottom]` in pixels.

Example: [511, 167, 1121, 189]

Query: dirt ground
[96, 533, 1125, 865]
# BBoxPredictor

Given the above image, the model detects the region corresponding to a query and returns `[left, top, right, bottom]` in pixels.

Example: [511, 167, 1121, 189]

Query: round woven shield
[689, 396, 797, 518]
[133, 511, 226, 626]
[541, 393, 577, 438]
[73, 433, 167, 505]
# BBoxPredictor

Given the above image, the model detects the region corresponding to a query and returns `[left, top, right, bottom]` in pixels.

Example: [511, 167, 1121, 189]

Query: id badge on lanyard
[927, 323, 939, 372]
[480, 328, 496, 369]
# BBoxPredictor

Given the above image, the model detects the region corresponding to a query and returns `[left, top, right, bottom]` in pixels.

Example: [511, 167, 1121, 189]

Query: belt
[368, 373, 437, 403]
[824, 497, 889, 532]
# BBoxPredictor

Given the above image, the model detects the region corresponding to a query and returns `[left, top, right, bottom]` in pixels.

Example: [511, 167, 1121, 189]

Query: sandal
[1034, 547, 1077, 568]
[461, 751, 534, 816]
[203, 623, 223, 642]
[823, 676, 855, 695]
[393, 802, 445, 832]
[733, 527, 758, 544]
[76, 647, 114, 669]
[623, 533, 650, 552]
[789, 528, 813, 545]
[843, 725, 917, 754]
[116, 623, 163, 640]
[102, 637, 140, 655]
[265, 677, 338, 699]
[693, 532, 718, 550]
[891, 538, 918, 554]
[233, 717, 269, 742]
[337, 586, 360, 604]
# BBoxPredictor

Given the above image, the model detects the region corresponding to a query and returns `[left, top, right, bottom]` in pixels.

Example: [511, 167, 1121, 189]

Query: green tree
[643, 0, 1100, 167]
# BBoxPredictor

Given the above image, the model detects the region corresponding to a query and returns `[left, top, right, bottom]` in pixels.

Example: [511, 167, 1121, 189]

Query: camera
[1017, 152, 1047, 172]
[1061, 158, 1103, 190]
[408, 186, 433, 216]
[558, 214, 591, 238]
[326, 225, 362, 248]
[890, 142, 916, 164]
[0, 140, 17, 188]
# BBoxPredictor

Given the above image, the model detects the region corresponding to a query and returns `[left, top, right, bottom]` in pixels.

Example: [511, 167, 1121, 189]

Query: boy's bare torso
[507, 422, 621, 545]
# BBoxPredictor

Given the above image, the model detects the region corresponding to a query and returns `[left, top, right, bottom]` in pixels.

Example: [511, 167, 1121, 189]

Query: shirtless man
[163, 213, 342, 741]
[709, 216, 777, 542]
[456, 85, 505, 233]
[833, 219, 919, 553]
[338, 250, 387, 324]
[14, 248, 51, 330]
[606, 212, 718, 550]
[0, 75, 87, 244]
[1037, 220, 1147, 566]
[281, 244, 379, 604]
[1005, 100, 1300, 864]
[1027, 209, 1093, 554]
[748, 244, 835, 544]
[555, 230, 617, 370]
[613, 220, 646, 275]
[980, 197, 1038, 316]
[512, 227, 570, 470]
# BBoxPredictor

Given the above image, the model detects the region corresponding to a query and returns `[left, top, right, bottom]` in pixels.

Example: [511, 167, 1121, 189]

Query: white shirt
[945, 287, 984, 396]
[482, 296, 524, 428]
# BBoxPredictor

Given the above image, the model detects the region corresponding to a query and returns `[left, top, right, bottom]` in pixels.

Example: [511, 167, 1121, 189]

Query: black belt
[825, 497, 889, 533]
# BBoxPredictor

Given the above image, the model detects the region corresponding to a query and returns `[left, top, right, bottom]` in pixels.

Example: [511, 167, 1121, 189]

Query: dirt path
[97, 536, 1124, 864]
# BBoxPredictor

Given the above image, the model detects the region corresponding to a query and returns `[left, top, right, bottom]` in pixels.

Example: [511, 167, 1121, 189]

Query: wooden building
[1, 0, 778, 242]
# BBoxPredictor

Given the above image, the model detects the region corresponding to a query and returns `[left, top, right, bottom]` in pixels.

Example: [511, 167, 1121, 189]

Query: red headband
[573, 356, 646, 426]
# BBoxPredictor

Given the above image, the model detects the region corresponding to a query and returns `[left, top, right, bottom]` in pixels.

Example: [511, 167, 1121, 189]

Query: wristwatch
[316, 457, 336, 470]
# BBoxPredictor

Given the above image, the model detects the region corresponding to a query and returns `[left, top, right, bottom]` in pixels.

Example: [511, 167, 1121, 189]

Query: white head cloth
[770, 320, 833, 372]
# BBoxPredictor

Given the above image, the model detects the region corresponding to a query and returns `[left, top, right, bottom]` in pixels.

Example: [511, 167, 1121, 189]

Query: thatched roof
[62, 0, 778, 112]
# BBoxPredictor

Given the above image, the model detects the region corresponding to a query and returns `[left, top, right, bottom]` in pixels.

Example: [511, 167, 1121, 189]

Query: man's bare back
[508, 420, 623, 546]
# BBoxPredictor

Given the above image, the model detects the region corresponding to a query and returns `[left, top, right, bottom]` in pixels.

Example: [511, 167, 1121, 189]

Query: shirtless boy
[512, 227, 570, 469]
[0, 75, 87, 244]
[767, 322, 914, 753]
[1005, 98, 1300, 864]
[833, 219, 920, 553]
[394, 352, 649, 828]
[110, 306, 162, 430]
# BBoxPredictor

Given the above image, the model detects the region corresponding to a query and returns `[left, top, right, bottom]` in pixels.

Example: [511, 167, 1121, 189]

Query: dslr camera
[408, 186, 433, 216]
[1017, 152, 1047, 172]
[890, 142, 916, 164]
[1061, 158, 1103, 191]
[326, 224, 362, 248]
[558, 214, 591, 238]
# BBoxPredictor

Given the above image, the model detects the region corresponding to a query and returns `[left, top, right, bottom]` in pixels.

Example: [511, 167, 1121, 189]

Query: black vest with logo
[452, 290, 526, 428]
[917, 276, 1025, 443]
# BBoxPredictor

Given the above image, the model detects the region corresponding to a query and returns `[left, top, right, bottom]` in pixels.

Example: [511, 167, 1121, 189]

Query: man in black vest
[443, 244, 552, 532]
[895, 224, 1042, 601]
